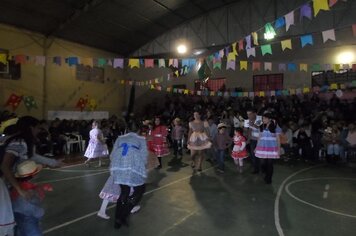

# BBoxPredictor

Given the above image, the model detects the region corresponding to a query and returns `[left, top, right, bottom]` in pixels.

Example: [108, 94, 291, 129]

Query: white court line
[285, 177, 356, 218]
[274, 164, 324, 236]
[35, 171, 109, 184]
[43, 166, 214, 234]
[44, 168, 107, 173]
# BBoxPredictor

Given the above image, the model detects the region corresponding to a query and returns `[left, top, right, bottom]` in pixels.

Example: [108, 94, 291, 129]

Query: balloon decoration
[76, 96, 88, 112]
[4, 93, 22, 111]
[23, 96, 38, 111]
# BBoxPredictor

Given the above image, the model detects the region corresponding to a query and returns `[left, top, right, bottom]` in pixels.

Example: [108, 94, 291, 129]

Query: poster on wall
[47, 111, 109, 120]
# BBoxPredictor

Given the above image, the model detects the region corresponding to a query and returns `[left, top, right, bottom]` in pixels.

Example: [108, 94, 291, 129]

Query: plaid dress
[255, 129, 280, 159]
[150, 125, 170, 157]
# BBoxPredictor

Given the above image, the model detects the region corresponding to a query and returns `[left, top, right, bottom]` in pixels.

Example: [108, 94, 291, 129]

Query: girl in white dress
[84, 121, 109, 167]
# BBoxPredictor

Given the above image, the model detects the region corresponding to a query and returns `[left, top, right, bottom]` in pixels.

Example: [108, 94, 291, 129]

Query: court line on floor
[285, 177, 356, 218]
[35, 171, 109, 184]
[274, 164, 324, 236]
[43, 166, 214, 234]
[43, 168, 107, 173]
[159, 210, 198, 236]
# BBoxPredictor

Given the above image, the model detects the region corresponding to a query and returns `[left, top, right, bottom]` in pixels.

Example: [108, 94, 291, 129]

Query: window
[0, 49, 21, 80]
[194, 78, 226, 91]
[253, 74, 283, 91]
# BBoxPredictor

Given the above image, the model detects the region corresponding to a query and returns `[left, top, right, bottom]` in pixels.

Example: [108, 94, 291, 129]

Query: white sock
[98, 199, 109, 215]
[238, 159, 243, 167]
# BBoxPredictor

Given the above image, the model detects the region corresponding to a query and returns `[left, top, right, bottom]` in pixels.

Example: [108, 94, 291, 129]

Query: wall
[0, 24, 126, 119]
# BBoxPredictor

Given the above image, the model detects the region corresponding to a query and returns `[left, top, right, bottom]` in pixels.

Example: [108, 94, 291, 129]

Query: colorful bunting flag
[145, 59, 154, 68]
[285, 11, 295, 31]
[232, 42, 238, 55]
[252, 62, 261, 71]
[352, 24, 356, 37]
[246, 48, 256, 58]
[300, 4, 312, 20]
[279, 64, 286, 71]
[288, 63, 297, 71]
[313, 0, 330, 17]
[264, 62, 272, 71]
[158, 59, 165, 68]
[238, 40, 244, 51]
[333, 64, 340, 71]
[67, 57, 78, 66]
[245, 35, 252, 49]
[281, 39, 292, 51]
[275, 17, 285, 29]
[226, 61, 236, 70]
[213, 58, 222, 69]
[252, 32, 259, 45]
[261, 44, 272, 56]
[324, 64, 331, 70]
[322, 29, 336, 42]
[300, 63, 308, 71]
[311, 63, 322, 71]
[329, 0, 338, 7]
[0, 53, 7, 64]
[227, 52, 236, 61]
[113, 58, 124, 68]
[240, 61, 248, 71]
[301, 35, 314, 47]
[128, 59, 140, 68]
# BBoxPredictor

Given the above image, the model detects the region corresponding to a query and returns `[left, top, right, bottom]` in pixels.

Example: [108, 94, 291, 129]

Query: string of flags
[148, 80, 356, 98]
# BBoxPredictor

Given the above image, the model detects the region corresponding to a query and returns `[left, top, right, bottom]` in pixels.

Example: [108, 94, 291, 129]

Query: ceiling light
[177, 44, 187, 54]
[336, 52, 354, 64]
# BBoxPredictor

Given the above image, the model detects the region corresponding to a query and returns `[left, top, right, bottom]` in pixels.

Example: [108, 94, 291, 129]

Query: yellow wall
[0, 24, 126, 119]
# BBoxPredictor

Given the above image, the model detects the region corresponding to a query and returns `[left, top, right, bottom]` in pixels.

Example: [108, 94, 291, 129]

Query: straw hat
[217, 123, 227, 129]
[15, 160, 42, 178]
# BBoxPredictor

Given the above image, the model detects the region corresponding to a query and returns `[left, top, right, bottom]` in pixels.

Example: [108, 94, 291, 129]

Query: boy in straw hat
[10, 160, 52, 236]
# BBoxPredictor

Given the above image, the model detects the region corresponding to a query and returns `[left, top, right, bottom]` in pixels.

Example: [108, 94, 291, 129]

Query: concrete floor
[33, 155, 356, 236]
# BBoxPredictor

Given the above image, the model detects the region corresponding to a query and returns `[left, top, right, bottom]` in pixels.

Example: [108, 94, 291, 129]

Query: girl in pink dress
[84, 121, 109, 167]
[231, 127, 248, 173]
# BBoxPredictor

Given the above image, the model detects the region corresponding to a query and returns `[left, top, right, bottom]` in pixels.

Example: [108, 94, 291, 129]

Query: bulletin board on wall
[312, 70, 356, 87]
[76, 64, 104, 83]
[0, 48, 21, 80]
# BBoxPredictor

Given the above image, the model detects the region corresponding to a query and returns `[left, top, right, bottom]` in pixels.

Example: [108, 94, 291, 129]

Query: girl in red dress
[150, 117, 170, 168]
[231, 127, 248, 173]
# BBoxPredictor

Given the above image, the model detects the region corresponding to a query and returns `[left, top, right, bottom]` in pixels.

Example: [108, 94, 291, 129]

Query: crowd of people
[1, 92, 356, 235]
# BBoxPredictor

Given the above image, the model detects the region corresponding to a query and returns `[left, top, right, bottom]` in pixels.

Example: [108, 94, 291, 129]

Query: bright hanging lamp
[264, 23, 276, 40]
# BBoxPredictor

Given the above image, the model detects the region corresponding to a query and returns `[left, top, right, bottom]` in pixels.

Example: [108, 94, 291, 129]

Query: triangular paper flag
[259, 91, 265, 97]
[279, 64, 286, 71]
[330, 83, 338, 90]
[281, 39, 292, 51]
[213, 58, 222, 69]
[264, 62, 272, 71]
[252, 62, 261, 71]
[275, 17, 285, 29]
[288, 63, 297, 71]
[322, 29, 336, 42]
[219, 49, 224, 58]
[227, 52, 236, 61]
[158, 59, 166, 68]
[261, 44, 272, 56]
[245, 35, 252, 49]
[300, 4, 312, 20]
[232, 42, 238, 55]
[303, 87, 310, 94]
[314, 0, 330, 17]
[240, 61, 248, 71]
[300, 63, 308, 71]
[285, 11, 295, 31]
[113, 58, 124, 68]
[342, 64, 350, 69]
[226, 61, 236, 70]
[246, 48, 256, 58]
[324, 64, 331, 70]
[333, 64, 340, 71]
[128, 59, 140, 68]
[311, 63, 321, 71]
[301, 35, 313, 47]
[252, 32, 258, 45]
[238, 40, 244, 51]
[144, 59, 154, 68]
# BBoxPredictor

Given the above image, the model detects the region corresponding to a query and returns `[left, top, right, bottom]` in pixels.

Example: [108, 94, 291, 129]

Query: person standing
[255, 113, 281, 184]
[171, 118, 185, 161]
[231, 127, 248, 173]
[187, 111, 212, 172]
[214, 123, 232, 173]
[110, 125, 148, 229]
[244, 108, 262, 174]
[150, 117, 169, 169]
[84, 121, 109, 167]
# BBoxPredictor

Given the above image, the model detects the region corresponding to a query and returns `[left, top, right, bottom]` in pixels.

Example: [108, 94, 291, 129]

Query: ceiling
[0, 0, 243, 56]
